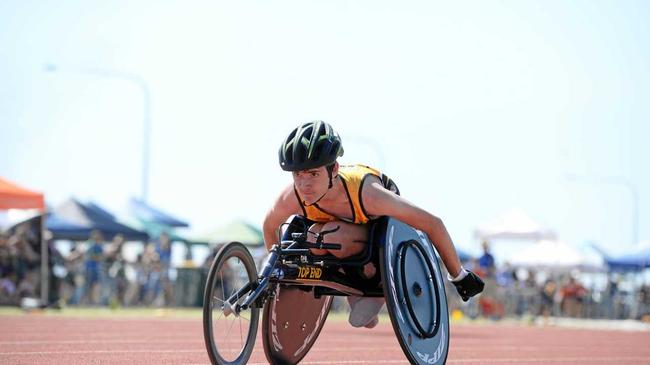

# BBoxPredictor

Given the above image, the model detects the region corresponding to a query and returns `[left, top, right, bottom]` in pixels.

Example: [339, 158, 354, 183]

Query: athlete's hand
[451, 270, 484, 302]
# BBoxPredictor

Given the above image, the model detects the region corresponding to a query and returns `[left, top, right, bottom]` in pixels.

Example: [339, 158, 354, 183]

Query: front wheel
[203, 242, 260, 365]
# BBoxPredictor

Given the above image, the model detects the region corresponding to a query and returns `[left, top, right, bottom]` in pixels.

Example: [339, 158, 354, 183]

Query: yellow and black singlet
[294, 164, 399, 224]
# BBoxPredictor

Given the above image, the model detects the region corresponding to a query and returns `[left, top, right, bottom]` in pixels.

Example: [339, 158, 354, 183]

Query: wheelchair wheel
[380, 218, 450, 365]
[262, 286, 332, 365]
[203, 242, 260, 365]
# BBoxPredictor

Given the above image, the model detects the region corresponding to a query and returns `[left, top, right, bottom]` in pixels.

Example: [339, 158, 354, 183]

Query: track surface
[1, 314, 650, 365]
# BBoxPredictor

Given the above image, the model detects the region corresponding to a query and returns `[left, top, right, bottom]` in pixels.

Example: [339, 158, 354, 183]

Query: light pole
[44, 63, 152, 203]
[566, 173, 639, 245]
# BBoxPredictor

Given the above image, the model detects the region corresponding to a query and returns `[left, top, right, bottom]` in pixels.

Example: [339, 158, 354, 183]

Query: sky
[1, 0, 649, 259]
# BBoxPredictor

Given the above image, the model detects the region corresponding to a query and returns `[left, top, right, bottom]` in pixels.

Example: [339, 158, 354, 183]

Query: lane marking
[0, 340, 199, 345]
[447, 357, 650, 363]
[0, 349, 205, 356]
[183, 357, 650, 365]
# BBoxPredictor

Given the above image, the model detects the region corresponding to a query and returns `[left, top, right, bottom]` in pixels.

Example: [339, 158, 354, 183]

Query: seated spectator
[16, 270, 38, 299]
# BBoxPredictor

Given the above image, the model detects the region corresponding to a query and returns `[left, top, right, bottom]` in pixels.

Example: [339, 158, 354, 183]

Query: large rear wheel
[203, 242, 260, 365]
[380, 219, 450, 365]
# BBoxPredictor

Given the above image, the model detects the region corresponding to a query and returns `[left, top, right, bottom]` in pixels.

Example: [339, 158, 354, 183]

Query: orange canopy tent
[0, 177, 45, 210]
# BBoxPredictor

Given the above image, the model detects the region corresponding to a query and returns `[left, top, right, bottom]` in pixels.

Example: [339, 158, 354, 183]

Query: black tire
[203, 242, 260, 365]
[380, 219, 450, 365]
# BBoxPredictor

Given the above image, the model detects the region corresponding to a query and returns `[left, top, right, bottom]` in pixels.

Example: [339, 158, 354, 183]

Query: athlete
[263, 121, 484, 328]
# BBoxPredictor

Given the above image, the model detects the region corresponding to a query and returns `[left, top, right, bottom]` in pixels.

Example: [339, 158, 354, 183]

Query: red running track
[1, 315, 650, 365]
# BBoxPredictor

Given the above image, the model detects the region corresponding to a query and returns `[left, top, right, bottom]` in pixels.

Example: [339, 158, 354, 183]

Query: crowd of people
[0, 223, 43, 305]
[2, 225, 650, 322]
[0, 223, 176, 308]
[60, 230, 175, 307]
[446, 241, 650, 322]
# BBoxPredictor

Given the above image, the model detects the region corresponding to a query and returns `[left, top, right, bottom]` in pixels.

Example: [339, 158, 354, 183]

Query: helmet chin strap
[302, 169, 336, 207]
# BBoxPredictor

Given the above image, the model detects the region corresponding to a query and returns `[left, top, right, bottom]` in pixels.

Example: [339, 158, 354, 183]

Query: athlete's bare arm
[360, 176, 463, 277]
[263, 184, 302, 250]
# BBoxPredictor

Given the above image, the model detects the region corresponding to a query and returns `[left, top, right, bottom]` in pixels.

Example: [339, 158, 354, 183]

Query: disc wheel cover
[380, 220, 450, 365]
[262, 286, 332, 365]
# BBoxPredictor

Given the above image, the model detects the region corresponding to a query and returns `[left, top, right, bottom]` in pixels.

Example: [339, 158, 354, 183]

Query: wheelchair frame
[203, 215, 450, 365]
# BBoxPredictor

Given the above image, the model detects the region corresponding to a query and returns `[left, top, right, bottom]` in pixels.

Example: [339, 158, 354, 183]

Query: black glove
[452, 270, 485, 302]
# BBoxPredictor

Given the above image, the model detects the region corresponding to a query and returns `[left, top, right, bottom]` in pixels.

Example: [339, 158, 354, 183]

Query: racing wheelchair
[202, 215, 450, 365]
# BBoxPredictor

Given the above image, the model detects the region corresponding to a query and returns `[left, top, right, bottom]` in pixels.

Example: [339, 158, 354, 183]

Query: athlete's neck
[312, 175, 344, 206]
[301, 175, 343, 207]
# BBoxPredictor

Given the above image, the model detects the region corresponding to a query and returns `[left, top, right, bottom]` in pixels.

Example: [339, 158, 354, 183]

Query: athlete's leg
[305, 221, 383, 329]
[307, 220, 368, 258]
[307, 223, 327, 255]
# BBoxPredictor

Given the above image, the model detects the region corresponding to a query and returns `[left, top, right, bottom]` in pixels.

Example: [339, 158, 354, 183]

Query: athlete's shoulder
[275, 183, 302, 211]
[339, 164, 382, 180]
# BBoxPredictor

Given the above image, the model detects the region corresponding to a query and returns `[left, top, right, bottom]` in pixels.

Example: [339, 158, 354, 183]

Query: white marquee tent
[474, 208, 557, 241]
[508, 240, 605, 272]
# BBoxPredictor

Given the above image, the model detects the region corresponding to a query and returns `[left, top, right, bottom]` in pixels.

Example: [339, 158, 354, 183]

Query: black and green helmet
[279, 121, 344, 171]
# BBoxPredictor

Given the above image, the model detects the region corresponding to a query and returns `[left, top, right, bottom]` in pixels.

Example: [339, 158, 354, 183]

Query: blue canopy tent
[127, 197, 191, 244]
[129, 197, 189, 228]
[606, 247, 650, 271]
[54, 198, 148, 241]
[46, 214, 92, 240]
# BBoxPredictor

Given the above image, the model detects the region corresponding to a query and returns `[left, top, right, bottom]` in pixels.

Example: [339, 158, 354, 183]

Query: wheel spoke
[213, 307, 224, 322]
[220, 269, 225, 302]
[239, 316, 243, 349]
[204, 244, 258, 364]
[212, 296, 226, 309]
[224, 315, 238, 358]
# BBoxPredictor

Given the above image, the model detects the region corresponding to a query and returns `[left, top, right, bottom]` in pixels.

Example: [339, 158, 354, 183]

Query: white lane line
[0, 347, 386, 355]
[447, 357, 650, 363]
[4, 347, 649, 365]
[0, 341, 640, 354]
[182, 356, 650, 365]
[0, 349, 205, 356]
[0, 340, 199, 345]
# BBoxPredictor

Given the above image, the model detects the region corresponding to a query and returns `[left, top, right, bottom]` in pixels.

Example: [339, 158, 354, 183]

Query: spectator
[140, 243, 160, 305]
[0, 233, 17, 304]
[84, 230, 105, 305]
[477, 240, 496, 278]
[476, 241, 500, 319]
[8, 224, 40, 280]
[538, 279, 557, 324]
[637, 284, 650, 321]
[64, 243, 85, 305]
[0, 232, 14, 279]
[559, 276, 587, 318]
[103, 234, 126, 306]
[155, 232, 174, 305]
[16, 269, 38, 299]
[44, 230, 64, 308]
